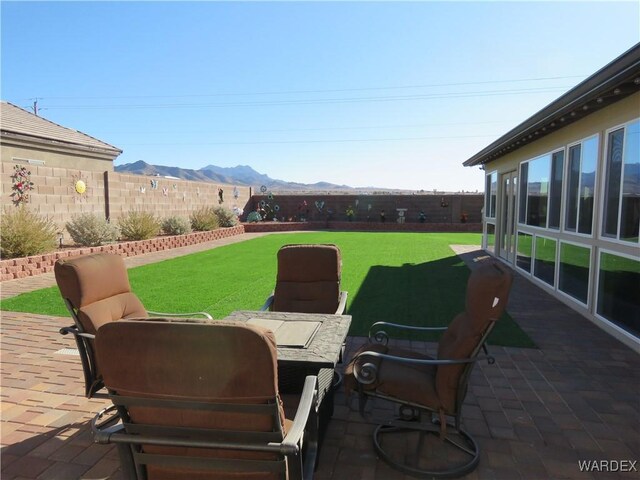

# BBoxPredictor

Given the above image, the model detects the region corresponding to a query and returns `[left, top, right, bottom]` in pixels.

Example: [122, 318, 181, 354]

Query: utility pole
[32, 99, 39, 116]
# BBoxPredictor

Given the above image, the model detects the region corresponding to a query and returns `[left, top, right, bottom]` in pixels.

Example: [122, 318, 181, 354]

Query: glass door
[499, 171, 517, 263]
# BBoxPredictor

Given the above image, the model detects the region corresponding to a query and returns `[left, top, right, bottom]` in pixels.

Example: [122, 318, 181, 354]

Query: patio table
[223, 310, 352, 446]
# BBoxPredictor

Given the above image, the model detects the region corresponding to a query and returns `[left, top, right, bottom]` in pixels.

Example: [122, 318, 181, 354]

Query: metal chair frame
[93, 376, 319, 480]
[351, 321, 497, 479]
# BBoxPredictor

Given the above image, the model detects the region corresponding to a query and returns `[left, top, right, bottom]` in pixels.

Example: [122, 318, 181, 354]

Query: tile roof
[0, 101, 122, 154]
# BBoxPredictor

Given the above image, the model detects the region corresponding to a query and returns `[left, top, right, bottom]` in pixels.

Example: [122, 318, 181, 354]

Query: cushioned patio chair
[260, 244, 348, 437]
[92, 319, 318, 480]
[54, 252, 212, 398]
[345, 259, 513, 478]
[261, 244, 348, 315]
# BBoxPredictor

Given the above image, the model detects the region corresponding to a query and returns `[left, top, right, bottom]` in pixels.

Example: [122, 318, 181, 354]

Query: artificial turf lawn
[0, 232, 536, 348]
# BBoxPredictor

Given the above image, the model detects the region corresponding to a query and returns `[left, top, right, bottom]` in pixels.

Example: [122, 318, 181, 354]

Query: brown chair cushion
[273, 244, 342, 314]
[77, 293, 147, 335]
[55, 253, 132, 308]
[96, 320, 285, 480]
[344, 343, 440, 411]
[436, 260, 513, 413]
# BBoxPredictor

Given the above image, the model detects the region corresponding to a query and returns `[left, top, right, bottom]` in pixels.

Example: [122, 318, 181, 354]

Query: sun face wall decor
[71, 172, 89, 202]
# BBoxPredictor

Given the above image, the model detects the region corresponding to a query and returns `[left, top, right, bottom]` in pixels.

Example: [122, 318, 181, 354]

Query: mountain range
[114, 161, 354, 192]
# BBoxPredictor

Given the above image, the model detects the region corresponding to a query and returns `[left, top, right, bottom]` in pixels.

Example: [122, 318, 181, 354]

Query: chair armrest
[147, 311, 213, 320]
[260, 294, 274, 312]
[352, 350, 494, 385]
[276, 375, 318, 454]
[60, 325, 95, 340]
[368, 321, 447, 344]
[335, 291, 348, 315]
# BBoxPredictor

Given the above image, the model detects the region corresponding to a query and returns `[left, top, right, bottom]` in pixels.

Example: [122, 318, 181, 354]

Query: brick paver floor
[1, 239, 638, 479]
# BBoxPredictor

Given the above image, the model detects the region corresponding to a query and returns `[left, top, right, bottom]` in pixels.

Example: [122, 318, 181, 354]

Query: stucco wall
[1, 142, 116, 173]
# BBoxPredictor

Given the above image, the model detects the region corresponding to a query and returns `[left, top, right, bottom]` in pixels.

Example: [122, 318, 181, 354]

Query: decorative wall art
[10, 165, 35, 205]
[139, 186, 146, 194]
[71, 172, 89, 202]
[162, 187, 169, 196]
[150, 179, 158, 189]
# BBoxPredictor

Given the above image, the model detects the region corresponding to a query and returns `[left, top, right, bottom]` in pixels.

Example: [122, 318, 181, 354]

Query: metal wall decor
[71, 172, 89, 202]
[10, 164, 35, 205]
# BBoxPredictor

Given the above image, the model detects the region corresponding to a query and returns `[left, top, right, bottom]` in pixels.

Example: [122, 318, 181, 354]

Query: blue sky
[2, 1, 638, 191]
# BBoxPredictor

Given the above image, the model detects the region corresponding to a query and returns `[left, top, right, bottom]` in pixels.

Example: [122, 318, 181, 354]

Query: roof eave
[463, 43, 640, 168]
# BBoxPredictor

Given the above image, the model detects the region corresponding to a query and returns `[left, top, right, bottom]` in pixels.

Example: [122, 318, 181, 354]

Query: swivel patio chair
[54, 252, 212, 398]
[261, 244, 348, 315]
[345, 259, 513, 478]
[260, 244, 348, 437]
[92, 319, 318, 480]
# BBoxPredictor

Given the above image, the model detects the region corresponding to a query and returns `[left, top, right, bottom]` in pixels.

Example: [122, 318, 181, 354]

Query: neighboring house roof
[0, 101, 122, 155]
[464, 43, 640, 167]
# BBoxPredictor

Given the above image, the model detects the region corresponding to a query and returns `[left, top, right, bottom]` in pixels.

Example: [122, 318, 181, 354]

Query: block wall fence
[0, 161, 252, 242]
[245, 193, 484, 224]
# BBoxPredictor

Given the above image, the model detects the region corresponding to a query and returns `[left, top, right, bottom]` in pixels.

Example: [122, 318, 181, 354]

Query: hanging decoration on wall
[315, 200, 325, 212]
[233, 186, 239, 199]
[256, 191, 277, 221]
[260, 185, 268, 193]
[173, 184, 178, 190]
[150, 179, 158, 189]
[162, 187, 169, 196]
[10, 164, 35, 205]
[70, 171, 89, 202]
[218, 187, 224, 204]
[139, 186, 146, 194]
[183, 192, 187, 202]
[196, 187, 200, 197]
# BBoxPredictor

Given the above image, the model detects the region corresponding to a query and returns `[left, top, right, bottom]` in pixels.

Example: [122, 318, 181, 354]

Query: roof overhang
[464, 43, 640, 168]
[0, 131, 123, 160]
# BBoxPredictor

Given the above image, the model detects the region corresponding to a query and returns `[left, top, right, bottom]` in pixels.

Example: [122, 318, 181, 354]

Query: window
[565, 136, 598, 235]
[526, 155, 550, 227]
[518, 162, 528, 224]
[486, 223, 496, 254]
[597, 251, 639, 337]
[558, 242, 590, 305]
[518, 150, 563, 229]
[516, 232, 532, 272]
[534, 236, 556, 286]
[548, 151, 564, 229]
[602, 119, 640, 243]
[485, 172, 497, 218]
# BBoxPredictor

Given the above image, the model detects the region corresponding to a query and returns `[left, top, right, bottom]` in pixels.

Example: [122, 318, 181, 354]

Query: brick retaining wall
[0, 225, 245, 281]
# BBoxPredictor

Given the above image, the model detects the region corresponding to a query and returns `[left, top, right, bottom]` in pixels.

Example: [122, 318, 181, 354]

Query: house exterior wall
[481, 92, 640, 352]
[1, 138, 117, 172]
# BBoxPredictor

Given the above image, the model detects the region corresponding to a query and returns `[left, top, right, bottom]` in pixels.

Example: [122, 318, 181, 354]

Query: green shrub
[1, 207, 57, 258]
[190, 207, 219, 231]
[246, 211, 262, 223]
[118, 211, 160, 241]
[66, 213, 119, 247]
[213, 206, 239, 227]
[161, 216, 192, 235]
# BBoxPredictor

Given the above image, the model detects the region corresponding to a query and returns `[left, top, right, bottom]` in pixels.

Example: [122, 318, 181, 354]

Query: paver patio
[1, 235, 638, 479]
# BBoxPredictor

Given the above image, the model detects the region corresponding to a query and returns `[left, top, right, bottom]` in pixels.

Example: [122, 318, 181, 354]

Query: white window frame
[599, 118, 640, 246]
[594, 247, 640, 344]
[563, 134, 600, 238]
[557, 239, 592, 308]
[517, 148, 565, 231]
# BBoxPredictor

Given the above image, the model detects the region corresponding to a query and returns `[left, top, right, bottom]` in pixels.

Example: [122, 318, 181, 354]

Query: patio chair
[345, 259, 513, 478]
[92, 319, 318, 480]
[260, 244, 348, 437]
[54, 252, 212, 398]
[260, 244, 348, 315]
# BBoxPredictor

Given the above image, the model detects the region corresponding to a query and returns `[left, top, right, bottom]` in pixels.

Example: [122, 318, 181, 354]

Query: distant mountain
[115, 161, 354, 192]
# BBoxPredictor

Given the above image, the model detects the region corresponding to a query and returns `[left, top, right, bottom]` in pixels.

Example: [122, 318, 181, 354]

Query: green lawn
[0, 232, 536, 348]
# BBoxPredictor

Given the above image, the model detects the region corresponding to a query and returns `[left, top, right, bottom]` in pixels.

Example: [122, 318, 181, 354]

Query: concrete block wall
[105, 172, 251, 222]
[244, 194, 483, 224]
[1, 161, 251, 243]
